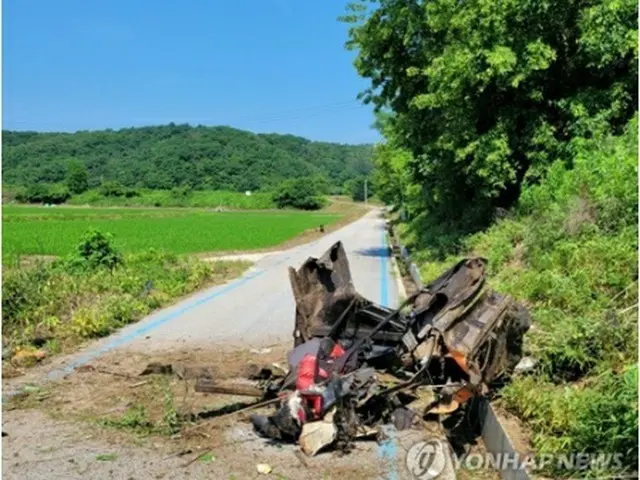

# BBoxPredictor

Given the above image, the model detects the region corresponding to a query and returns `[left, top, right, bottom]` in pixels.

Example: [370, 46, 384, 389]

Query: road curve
[52, 208, 399, 373]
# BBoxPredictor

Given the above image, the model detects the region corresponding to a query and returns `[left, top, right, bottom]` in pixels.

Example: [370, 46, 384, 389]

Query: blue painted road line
[379, 228, 389, 308]
[377, 226, 398, 480]
[47, 268, 266, 380]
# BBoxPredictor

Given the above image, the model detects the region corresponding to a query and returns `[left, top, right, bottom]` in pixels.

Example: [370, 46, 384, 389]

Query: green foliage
[65, 160, 89, 194]
[68, 189, 274, 209]
[2, 244, 250, 348]
[170, 185, 192, 199]
[99, 180, 126, 197]
[342, 0, 637, 229]
[2, 206, 342, 258]
[75, 230, 123, 270]
[371, 142, 415, 207]
[343, 176, 373, 202]
[2, 125, 373, 193]
[15, 183, 71, 204]
[272, 178, 327, 210]
[348, 0, 637, 474]
[409, 120, 637, 476]
[101, 404, 154, 434]
[501, 366, 638, 478]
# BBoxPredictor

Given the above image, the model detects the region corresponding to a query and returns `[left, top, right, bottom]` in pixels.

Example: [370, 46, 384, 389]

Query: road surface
[4, 208, 467, 480]
[49, 208, 399, 376]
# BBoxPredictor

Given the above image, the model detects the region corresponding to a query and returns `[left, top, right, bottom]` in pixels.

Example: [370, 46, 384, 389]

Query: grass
[2, 247, 251, 351]
[2, 205, 342, 259]
[100, 404, 155, 436]
[95, 453, 118, 462]
[395, 117, 638, 477]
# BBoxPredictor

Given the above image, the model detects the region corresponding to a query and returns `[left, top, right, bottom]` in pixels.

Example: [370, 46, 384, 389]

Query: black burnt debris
[212, 241, 531, 456]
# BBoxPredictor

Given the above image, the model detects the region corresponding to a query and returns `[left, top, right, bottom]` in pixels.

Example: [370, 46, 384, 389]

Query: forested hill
[2, 124, 373, 192]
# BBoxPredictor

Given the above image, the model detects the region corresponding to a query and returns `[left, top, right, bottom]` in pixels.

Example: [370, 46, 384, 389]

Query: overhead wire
[212, 99, 367, 126]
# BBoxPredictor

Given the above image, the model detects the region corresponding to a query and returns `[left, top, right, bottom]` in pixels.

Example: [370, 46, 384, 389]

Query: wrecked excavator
[246, 241, 531, 455]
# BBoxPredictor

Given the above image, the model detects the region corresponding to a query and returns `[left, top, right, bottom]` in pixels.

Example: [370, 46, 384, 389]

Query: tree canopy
[2, 124, 374, 193]
[342, 0, 637, 230]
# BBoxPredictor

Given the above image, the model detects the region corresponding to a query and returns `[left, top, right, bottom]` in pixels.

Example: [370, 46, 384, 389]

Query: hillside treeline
[2, 124, 373, 193]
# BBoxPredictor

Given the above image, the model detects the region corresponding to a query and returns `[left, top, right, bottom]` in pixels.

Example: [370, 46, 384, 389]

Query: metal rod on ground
[195, 381, 264, 397]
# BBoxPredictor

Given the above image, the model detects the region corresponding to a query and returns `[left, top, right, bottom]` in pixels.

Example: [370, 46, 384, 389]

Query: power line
[209, 99, 364, 126]
[241, 102, 367, 126]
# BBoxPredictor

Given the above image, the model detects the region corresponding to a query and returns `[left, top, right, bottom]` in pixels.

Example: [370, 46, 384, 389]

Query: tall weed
[2, 235, 249, 349]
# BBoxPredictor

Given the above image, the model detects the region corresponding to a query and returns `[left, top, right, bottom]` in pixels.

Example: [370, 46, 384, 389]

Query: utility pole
[364, 178, 368, 204]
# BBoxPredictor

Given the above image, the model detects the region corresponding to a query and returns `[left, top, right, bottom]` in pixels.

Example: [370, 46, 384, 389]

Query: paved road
[4, 209, 463, 480]
[50, 208, 399, 375]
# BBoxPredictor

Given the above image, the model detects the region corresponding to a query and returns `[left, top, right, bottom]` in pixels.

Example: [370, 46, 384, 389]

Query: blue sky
[2, 0, 379, 144]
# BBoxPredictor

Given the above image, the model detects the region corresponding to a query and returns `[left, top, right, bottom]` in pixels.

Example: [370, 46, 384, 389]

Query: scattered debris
[128, 380, 149, 389]
[293, 449, 309, 468]
[11, 348, 46, 367]
[140, 363, 173, 376]
[195, 378, 264, 397]
[241, 241, 531, 456]
[250, 348, 273, 355]
[256, 463, 273, 474]
[514, 356, 537, 374]
[115, 241, 531, 461]
[299, 410, 338, 456]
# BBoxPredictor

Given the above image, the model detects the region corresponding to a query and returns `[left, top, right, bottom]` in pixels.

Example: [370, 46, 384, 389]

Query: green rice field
[2, 205, 342, 258]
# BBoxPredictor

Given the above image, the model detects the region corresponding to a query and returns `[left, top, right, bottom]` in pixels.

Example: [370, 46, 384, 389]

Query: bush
[47, 184, 72, 204]
[170, 186, 192, 199]
[15, 183, 71, 204]
[75, 230, 123, 270]
[99, 180, 125, 197]
[124, 188, 140, 198]
[272, 178, 326, 210]
[68, 189, 275, 209]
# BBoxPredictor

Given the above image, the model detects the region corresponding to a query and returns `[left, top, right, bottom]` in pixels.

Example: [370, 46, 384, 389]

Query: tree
[99, 180, 125, 197]
[344, 176, 373, 202]
[65, 160, 89, 194]
[341, 0, 638, 229]
[15, 183, 70, 204]
[273, 178, 326, 210]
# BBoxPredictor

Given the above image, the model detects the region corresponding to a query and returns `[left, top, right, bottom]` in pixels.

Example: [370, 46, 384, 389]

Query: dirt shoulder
[4, 344, 382, 480]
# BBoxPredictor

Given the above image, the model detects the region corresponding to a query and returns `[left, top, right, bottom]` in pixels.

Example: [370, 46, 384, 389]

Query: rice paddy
[2, 205, 342, 258]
